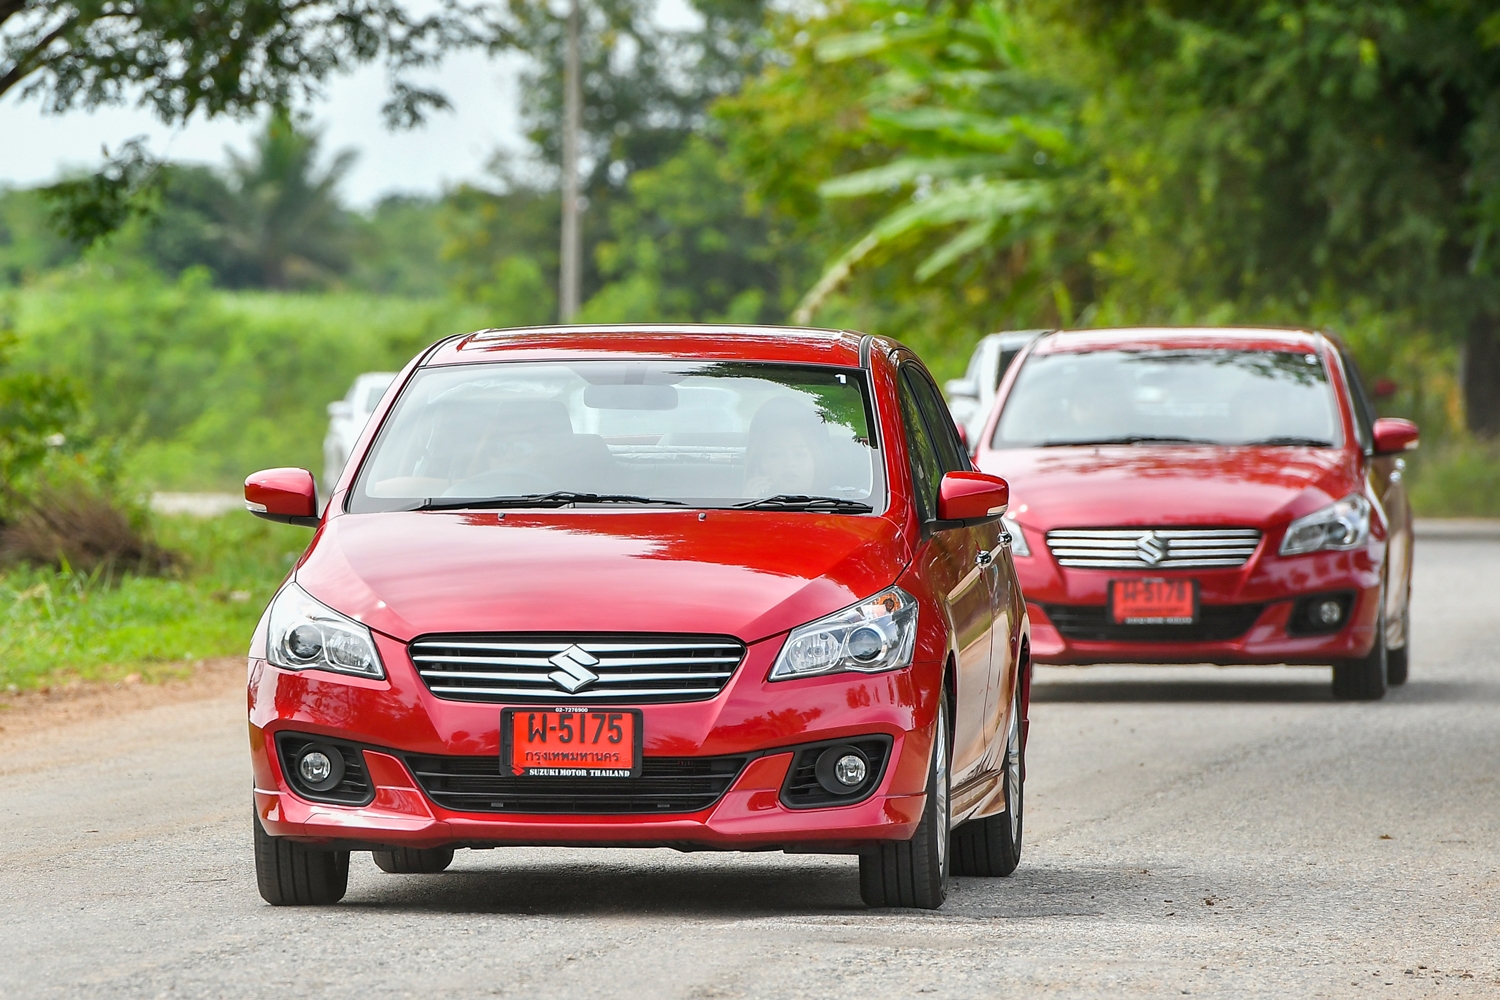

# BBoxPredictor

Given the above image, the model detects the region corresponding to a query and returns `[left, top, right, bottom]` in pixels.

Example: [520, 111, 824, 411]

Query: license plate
[501, 708, 642, 778]
[1110, 578, 1197, 625]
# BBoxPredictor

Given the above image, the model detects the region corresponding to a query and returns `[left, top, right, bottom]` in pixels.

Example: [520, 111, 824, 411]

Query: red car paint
[973, 327, 1416, 671]
[246, 326, 1029, 858]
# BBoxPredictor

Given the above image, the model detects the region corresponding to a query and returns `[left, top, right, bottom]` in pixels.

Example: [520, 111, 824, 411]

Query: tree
[1047, 1, 1500, 433]
[3, 0, 501, 240]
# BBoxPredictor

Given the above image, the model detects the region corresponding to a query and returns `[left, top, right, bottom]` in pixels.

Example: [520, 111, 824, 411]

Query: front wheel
[860, 697, 950, 909]
[254, 810, 350, 905]
[951, 681, 1024, 877]
[1386, 606, 1410, 687]
[1332, 607, 1388, 701]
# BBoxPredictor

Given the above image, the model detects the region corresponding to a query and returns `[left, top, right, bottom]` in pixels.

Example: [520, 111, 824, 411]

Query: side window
[1338, 349, 1375, 452]
[898, 370, 944, 522]
[904, 365, 970, 473]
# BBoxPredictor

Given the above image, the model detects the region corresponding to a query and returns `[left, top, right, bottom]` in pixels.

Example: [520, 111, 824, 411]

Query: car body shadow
[343, 852, 866, 915]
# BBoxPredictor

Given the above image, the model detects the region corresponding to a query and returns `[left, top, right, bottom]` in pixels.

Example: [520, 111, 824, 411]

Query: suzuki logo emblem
[547, 644, 601, 693]
[1135, 531, 1167, 566]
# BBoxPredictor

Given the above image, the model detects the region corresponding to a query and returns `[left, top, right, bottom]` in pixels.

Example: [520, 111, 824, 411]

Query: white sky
[0, 0, 701, 208]
[0, 50, 531, 208]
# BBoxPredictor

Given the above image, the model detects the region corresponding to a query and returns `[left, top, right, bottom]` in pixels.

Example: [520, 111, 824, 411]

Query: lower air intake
[404, 754, 749, 814]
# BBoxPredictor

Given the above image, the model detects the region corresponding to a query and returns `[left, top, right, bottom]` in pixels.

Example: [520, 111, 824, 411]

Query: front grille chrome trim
[410, 633, 746, 705]
[1045, 527, 1262, 570]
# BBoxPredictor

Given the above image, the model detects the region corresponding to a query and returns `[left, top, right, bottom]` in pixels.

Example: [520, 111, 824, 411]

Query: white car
[944, 331, 1045, 448]
[323, 372, 397, 494]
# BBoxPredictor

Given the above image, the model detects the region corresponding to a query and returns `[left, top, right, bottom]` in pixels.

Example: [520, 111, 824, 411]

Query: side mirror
[1372, 417, 1419, 455]
[944, 377, 980, 400]
[328, 400, 353, 418]
[935, 471, 1008, 528]
[245, 468, 320, 527]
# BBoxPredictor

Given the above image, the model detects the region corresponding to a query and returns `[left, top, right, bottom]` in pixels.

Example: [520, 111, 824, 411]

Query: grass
[0, 513, 310, 691]
[1406, 440, 1500, 518]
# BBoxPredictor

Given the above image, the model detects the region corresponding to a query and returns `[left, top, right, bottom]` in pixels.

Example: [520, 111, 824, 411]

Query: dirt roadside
[0, 657, 244, 745]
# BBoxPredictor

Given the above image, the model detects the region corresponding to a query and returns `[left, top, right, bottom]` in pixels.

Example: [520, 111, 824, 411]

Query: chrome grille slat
[410, 633, 745, 705]
[1045, 527, 1262, 570]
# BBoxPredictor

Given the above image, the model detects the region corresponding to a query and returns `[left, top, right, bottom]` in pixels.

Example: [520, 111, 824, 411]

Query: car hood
[980, 445, 1362, 531]
[294, 509, 912, 643]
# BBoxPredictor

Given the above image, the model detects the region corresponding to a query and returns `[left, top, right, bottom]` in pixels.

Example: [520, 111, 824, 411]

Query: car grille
[408, 633, 745, 704]
[1040, 603, 1265, 642]
[1045, 527, 1262, 569]
[404, 753, 749, 814]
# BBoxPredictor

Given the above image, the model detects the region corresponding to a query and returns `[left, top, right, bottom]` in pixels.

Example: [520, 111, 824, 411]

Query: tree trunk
[1464, 314, 1500, 437]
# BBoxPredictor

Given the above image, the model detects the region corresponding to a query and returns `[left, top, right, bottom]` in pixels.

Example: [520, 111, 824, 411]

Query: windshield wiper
[417, 492, 686, 511]
[1241, 436, 1334, 447]
[732, 494, 874, 513]
[1040, 435, 1216, 447]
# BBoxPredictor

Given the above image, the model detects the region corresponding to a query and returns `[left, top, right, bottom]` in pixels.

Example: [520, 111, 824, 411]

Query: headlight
[1001, 515, 1030, 557]
[1279, 494, 1372, 556]
[266, 582, 385, 678]
[769, 586, 918, 680]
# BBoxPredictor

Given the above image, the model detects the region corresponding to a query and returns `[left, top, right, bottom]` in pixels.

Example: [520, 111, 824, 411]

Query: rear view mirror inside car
[583, 384, 679, 410]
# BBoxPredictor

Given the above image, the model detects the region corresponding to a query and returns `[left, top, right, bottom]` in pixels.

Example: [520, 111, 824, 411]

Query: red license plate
[1110, 579, 1197, 625]
[502, 708, 642, 777]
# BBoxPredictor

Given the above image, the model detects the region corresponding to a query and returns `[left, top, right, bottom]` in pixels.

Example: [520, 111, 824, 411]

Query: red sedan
[973, 327, 1417, 701]
[245, 325, 1030, 909]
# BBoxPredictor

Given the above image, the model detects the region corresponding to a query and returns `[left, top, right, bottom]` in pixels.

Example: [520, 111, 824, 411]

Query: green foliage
[7, 269, 487, 489]
[0, 512, 303, 689]
[348, 195, 455, 296]
[579, 137, 806, 324]
[0, 323, 81, 499]
[1408, 441, 1500, 517]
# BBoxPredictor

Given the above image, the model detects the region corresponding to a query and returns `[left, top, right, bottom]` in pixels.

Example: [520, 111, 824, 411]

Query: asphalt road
[2, 539, 1498, 998]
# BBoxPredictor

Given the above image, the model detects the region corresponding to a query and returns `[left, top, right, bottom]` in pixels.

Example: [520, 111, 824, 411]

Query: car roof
[1032, 326, 1324, 355]
[422, 324, 868, 367]
[981, 330, 1049, 350]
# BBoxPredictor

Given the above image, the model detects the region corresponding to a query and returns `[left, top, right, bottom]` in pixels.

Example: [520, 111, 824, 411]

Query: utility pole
[558, 0, 582, 322]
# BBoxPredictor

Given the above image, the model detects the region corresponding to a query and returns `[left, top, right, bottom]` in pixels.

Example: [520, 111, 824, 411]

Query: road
[2, 538, 1497, 998]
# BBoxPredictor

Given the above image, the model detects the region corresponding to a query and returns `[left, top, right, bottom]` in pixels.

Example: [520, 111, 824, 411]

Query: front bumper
[248, 636, 940, 852]
[1014, 545, 1384, 666]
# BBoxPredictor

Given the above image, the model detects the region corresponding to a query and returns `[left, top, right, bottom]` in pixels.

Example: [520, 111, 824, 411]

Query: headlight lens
[266, 582, 385, 678]
[1279, 494, 1373, 556]
[769, 586, 918, 680]
[1001, 515, 1030, 557]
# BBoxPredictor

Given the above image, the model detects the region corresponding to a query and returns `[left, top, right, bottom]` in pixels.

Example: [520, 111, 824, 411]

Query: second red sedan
[973, 327, 1418, 700]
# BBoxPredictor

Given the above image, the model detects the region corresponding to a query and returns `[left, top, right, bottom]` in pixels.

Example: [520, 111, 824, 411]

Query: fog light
[1316, 600, 1343, 626]
[296, 744, 344, 792]
[834, 754, 867, 786]
[814, 745, 870, 796]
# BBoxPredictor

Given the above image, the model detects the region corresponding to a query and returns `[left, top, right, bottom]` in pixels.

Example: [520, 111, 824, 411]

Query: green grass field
[0, 514, 310, 690]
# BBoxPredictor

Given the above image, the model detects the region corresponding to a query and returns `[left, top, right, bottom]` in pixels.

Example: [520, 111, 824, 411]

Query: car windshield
[991, 348, 1343, 449]
[348, 360, 883, 512]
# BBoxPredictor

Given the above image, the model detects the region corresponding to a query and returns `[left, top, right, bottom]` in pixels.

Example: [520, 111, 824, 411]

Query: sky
[0, 50, 532, 208]
[0, 0, 701, 208]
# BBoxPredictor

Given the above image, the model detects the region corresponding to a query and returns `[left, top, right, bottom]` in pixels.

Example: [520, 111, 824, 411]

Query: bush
[0, 482, 172, 575]
[1407, 440, 1500, 518]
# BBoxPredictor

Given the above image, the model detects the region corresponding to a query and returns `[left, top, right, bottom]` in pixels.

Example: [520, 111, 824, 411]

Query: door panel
[899, 363, 998, 791]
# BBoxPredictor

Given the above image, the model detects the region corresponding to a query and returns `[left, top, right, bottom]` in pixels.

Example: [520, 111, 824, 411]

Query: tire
[1332, 607, 1388, 701]
[1386, 607, 1410, 687]
[254, 809, 350, 905]
[860, 697, 950, 909]
[951, 681, 1024, 877]
[372, 847, 455, 874]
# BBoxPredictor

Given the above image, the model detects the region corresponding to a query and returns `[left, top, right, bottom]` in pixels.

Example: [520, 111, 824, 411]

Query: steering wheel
[440, 468, 558, 498]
